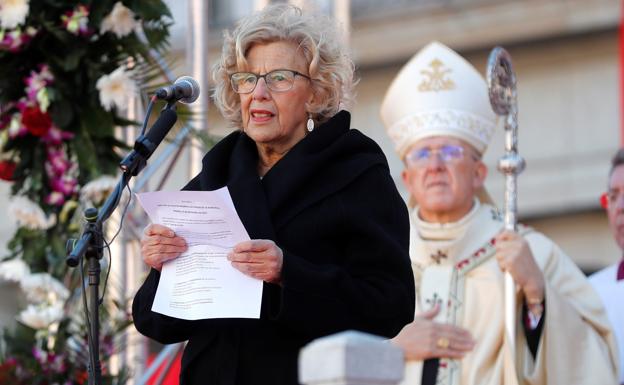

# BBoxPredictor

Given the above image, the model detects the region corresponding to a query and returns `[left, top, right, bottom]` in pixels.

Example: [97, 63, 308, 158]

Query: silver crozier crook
[486, 47, 525, 361]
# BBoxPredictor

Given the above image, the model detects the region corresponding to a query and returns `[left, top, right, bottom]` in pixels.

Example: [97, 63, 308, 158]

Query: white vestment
[402, 201, 619, 385]
[590, 262, 624, 384]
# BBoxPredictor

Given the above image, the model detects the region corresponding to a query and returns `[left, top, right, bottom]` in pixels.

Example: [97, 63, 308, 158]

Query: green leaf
[60, 45, 88, 71]
[130, 0, 172, 20]
[141, 20, 171, 52]
[73, 123, 100, 180]
[49, 97, 75, 128]
[112, 116, 140, 128]
[81, 106, 115, 138]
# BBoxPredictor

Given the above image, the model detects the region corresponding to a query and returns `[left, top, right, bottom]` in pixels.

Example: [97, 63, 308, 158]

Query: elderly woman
[132, 4, 415, 385]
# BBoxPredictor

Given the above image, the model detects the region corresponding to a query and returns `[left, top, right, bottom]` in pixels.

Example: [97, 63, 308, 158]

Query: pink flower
[46, 156, 69, 175]
[42, 126, 73, 146]
[50, 175, 78, 196]
[44, 145, 79, 201]
[32, 346, 46, 364]
[45, 191, 65, 206]
[61, 5, 90, 36]
[15, 98, 28, 112]
[50, 353, 66, 373]
[25, 64, 53, 100]
[0, 27, 36, 52]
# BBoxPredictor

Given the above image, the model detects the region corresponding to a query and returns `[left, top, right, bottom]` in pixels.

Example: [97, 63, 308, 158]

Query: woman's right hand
[391, 305, 475, 360]
[140, 224, 187, 271]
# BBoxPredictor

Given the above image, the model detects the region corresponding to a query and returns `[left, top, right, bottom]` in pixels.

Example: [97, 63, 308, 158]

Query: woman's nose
[252, 77, 270, 100]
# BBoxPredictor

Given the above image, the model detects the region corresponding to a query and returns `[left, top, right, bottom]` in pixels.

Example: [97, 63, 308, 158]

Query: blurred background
[0, 0, 620, 383]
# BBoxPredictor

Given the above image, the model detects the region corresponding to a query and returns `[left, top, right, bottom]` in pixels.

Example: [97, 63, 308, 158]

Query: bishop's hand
[494, 230, 545, 304]
[391, 304, 475, 360]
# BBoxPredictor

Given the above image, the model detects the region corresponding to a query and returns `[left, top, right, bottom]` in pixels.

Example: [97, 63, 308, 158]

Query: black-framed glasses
[230, 69, 311, 94]
[405, 145, 476, 168]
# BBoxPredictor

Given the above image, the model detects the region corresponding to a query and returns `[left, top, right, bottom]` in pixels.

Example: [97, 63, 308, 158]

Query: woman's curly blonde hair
[212, 4, 356, 128]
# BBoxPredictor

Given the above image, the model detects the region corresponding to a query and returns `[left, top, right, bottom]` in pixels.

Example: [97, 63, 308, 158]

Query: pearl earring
[306, 115, 314, 132]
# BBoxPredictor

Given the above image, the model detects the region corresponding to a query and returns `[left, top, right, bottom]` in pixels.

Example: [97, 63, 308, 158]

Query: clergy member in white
[590, 148, 624, 385]
[380, 41, 619, 385]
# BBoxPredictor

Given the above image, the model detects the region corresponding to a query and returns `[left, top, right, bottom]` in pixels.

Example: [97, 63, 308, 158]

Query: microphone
[138, 108, 178, 158]
[155, 76, 200, 104]
[120, 108, 178, 174]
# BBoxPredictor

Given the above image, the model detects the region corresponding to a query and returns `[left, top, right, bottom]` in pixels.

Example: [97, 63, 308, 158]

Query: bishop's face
[401, 136, 487, 223]
[607, 164, 624, 250]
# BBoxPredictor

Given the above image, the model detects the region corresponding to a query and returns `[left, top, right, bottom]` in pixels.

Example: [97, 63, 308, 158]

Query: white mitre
[380, 41, 497, 158]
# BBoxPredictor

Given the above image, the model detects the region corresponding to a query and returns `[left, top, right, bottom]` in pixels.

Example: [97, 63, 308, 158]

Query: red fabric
[617, 258, 624, 281]
[146, 351, 181, 385]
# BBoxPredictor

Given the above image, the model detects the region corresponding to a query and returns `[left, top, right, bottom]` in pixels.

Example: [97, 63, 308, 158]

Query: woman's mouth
[250, 109, 275, 121]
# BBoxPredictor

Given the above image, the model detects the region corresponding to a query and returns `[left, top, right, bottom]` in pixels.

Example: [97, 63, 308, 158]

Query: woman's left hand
[494, 230, 545, 302]
[227, 239, 283, 284]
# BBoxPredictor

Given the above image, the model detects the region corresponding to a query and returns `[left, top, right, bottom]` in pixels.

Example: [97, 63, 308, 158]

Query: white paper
[137, 187, 262, 320]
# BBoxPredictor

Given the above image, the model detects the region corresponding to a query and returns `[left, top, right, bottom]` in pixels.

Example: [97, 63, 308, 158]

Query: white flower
[0, 130, 8, 148]
[20, 272, 70, 303]
[8, 196, 56, 230]
[7, 112, 23, 137]
[37, 87, 50, 112]
[100, 2, 139, 38]
[80, 175, 117, 204]
[0, 0, 29, 29]
[96, 66, 137, 111]
[0, 258, 30, 282]
[17, 303, 64, 330]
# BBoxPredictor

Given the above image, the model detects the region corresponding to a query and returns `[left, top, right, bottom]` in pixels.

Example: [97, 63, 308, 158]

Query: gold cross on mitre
[418, 58, 455, 92]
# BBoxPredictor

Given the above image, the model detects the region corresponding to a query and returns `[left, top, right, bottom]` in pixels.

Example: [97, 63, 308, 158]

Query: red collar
[617, 259, 624, 281]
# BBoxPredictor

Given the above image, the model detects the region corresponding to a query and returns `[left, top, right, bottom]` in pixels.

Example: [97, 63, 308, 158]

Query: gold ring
[437, 337, 450, 349]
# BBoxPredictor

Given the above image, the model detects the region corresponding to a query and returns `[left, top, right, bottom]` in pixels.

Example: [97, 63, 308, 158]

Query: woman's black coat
[132, 111, 415, 385]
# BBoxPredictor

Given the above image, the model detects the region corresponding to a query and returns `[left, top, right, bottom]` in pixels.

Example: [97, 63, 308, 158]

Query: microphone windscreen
[145, 108, 178, 151]
[176, 76, 200, 104]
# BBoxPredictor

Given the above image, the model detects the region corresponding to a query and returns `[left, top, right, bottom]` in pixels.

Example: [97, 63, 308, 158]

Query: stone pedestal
[299, 330, 404, 385]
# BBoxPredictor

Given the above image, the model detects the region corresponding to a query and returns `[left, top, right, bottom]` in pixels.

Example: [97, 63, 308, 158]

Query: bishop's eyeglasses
[230, 69, 311, 94]
[405, 145, 479, 168]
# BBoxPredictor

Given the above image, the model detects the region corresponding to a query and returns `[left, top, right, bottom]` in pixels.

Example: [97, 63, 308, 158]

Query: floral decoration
[0, 1, 173, 384]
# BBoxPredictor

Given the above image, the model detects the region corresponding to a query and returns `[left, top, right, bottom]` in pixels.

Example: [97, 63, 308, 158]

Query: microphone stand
[66, 101, 178, 385]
